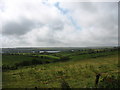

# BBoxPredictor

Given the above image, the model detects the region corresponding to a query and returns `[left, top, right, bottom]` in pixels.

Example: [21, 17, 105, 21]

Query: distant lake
[39, 50, 60, 53]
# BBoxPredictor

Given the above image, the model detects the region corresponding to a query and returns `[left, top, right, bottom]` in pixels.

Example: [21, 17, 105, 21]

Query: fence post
[95, 73, 101, 87]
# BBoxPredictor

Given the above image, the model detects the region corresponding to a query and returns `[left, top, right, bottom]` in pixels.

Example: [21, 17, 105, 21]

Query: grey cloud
[80, 2, 97, 12]
[36, 29, 66, 46]
[1, 1, 118, 47]
[2, 18, 43, 36]
[67, 2, 97, 13]
[37, 37, 63, 45]
[49, 20, 64, 30]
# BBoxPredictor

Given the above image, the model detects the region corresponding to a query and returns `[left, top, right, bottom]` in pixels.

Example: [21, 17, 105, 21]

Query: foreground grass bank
[3, 53, 119, 88]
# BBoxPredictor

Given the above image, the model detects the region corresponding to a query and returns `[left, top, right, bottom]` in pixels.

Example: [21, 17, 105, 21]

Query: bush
[15, 59, 43, 67]
[2, 64, 17, 71]
[44, 61, 50, 64]
[60, 56, 70, 62]
[2, 65, 10, 70]
[31, 59, 39, 65]
[98, 73, 120, 88]
[61, 79, 70, 88]
[10, 65, 18, 70]
[21, 61, 31, 66]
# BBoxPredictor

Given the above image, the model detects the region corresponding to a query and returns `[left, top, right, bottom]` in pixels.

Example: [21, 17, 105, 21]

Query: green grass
[2, 54, 60, 67]
[2, 54, 34, 66]
[2, 53, 119, 88]
[33, 55, 60, 60]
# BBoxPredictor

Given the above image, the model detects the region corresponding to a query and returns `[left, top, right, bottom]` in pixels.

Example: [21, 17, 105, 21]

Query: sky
[0, 0, 119, 48]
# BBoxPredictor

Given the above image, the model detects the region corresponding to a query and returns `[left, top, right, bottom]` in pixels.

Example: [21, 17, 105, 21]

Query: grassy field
[2, 48, 119, 88]
[2, 54, 60, 66]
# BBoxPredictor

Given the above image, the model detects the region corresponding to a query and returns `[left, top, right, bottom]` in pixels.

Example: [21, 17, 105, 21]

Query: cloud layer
[0, 0, 118, 47]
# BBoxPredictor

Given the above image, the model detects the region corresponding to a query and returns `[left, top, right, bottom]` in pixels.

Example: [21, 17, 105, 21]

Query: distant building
[71, 50, 74, 52]
[32, 51, 35, 53]
[39, 51, 44, 53]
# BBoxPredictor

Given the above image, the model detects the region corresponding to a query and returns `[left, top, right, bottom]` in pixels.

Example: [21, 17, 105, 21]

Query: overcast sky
[0, 0, 118, 47]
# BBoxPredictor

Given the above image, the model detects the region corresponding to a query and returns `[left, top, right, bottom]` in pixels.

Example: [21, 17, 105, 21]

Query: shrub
[60, 56, 70, 62]
[2, 64, 10, 70]
[61, 79, 70, 88]
[2, 64, 17, 71]
[10, 65, 17, 70]
[98, 73, 120, 88]
[31, 59, 39, 65]
[15, 59, 43, 67]
[21, 60, 31, 66]
[44, 61, 50, 64]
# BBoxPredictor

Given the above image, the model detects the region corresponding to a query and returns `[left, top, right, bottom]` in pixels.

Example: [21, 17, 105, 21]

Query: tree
[60, 56, 70, 61]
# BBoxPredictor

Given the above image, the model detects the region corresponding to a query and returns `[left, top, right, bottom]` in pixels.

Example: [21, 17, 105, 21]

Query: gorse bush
[15, 59, 43, 67]
[98, 72, 120, 88]
[60, 56, 70, 62]
[61, 79, 70, 89]
[2, 64, 17, 71]
[31, 59, 43, 65]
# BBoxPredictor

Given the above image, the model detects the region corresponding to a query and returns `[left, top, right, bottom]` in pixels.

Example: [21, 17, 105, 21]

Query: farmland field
[2, 47, 120, 88]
